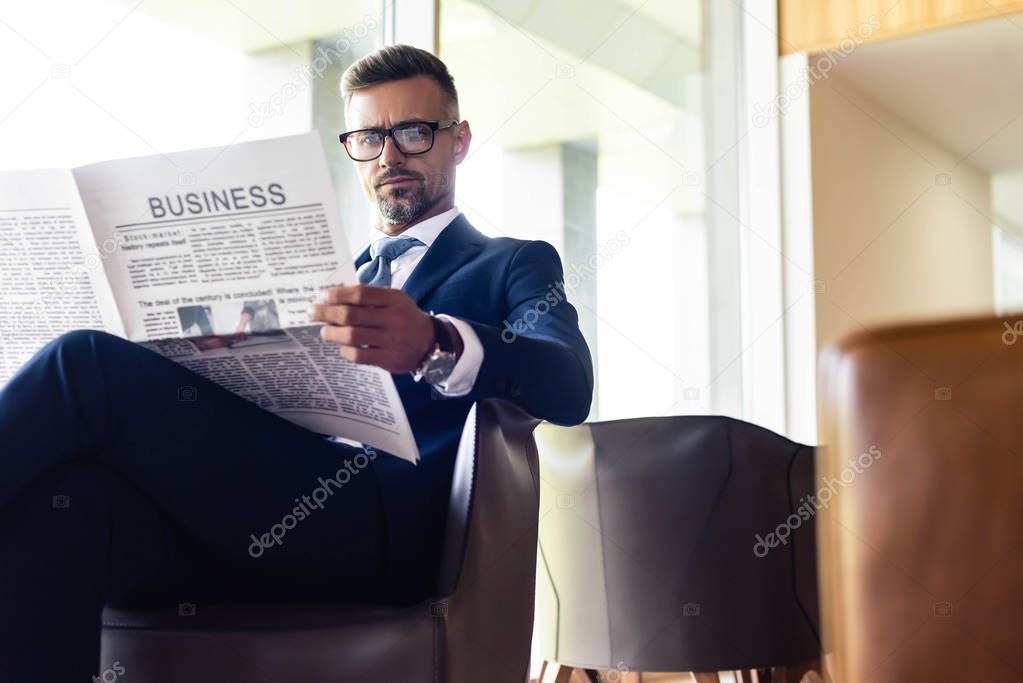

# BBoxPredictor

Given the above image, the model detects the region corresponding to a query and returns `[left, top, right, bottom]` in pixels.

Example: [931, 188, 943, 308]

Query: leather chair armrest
[435, 398, 541, 683]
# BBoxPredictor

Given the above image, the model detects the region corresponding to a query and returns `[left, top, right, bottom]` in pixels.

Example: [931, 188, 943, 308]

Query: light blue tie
[357, 236, 424, 287]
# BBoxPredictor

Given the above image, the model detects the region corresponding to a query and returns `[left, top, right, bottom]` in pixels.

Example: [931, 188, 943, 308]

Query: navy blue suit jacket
[354, 213, 593, 599]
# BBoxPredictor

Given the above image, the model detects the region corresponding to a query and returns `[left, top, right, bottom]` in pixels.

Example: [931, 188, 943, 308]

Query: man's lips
[377, 176, 419, 188]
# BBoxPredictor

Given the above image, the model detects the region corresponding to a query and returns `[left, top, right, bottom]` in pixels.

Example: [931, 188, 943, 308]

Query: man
[0, 44, 592, 681]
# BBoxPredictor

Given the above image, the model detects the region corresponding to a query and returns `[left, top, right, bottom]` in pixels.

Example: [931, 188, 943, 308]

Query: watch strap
[429, 314, 463, 357]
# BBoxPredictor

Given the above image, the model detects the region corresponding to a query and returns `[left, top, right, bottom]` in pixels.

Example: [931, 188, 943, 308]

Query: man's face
[345, 75, 471, 231]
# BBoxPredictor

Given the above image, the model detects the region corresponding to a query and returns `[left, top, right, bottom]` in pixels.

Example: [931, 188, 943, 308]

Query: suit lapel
[404, 214, 487, 304]
[352, 214, 486, 304]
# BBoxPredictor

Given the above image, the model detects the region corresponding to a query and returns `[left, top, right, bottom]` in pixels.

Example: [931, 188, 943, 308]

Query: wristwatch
[411, 315, 460, 385]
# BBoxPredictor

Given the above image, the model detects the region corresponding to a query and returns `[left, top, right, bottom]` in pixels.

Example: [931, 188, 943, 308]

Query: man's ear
[453, 120, 472, 164]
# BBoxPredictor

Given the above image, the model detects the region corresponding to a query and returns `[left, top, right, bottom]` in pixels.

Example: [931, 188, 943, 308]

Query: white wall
[807, 71, 995, 352]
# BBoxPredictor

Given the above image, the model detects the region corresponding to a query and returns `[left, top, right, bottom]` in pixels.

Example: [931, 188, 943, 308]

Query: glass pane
[0, 0, 381, 255]
[311, 29, 384, 253]
[439, 0, 741, 421]
[0, 1, 381, 165]
[996, 228, 1023, 311]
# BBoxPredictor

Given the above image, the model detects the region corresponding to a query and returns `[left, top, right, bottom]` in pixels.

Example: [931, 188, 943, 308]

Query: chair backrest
[436, 398, 542, 683]
[535, 415, 819, 673]
[818, 315, 1023, 682]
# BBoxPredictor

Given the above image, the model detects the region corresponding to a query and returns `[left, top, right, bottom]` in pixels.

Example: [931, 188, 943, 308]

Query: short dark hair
[340, 44, 459, 116]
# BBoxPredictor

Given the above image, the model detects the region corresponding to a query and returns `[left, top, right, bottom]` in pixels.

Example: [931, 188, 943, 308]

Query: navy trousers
[0, 330, 400, 682]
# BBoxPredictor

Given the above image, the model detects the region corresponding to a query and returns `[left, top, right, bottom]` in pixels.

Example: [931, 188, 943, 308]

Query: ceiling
[113, 0, 381, 52]
[113, 0, 702, 63]
[829, 12, 1023, 174]
[439, 0, 702, 147]
[110, 0, 705, 151]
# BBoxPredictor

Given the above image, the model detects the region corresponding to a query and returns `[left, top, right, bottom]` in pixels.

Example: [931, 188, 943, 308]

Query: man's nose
[378, 135, 406, 168]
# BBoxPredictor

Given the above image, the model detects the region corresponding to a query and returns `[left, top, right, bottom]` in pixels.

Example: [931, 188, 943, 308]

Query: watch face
[421, 351, 458, 384]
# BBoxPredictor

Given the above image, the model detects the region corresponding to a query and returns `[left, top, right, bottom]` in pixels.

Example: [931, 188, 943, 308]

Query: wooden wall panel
[779, 0, 1023, 54]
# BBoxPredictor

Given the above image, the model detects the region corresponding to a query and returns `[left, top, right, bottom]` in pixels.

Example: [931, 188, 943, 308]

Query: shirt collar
[369, 207, 461, 249]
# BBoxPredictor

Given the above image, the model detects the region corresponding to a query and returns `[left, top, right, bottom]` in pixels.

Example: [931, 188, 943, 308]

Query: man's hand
[308, 285, 435, 374]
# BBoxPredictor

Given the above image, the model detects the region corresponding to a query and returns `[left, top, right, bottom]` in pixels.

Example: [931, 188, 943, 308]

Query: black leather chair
[534, 415, 822, 682]
[100, 399, 541, 683]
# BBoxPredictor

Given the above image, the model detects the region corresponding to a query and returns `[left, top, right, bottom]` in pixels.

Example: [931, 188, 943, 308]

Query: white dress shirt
[366, 207, 483, 397]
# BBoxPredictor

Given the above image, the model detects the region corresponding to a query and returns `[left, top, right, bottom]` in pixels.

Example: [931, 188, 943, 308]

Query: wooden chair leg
[692, 674, 721, 683]
[538, 663, 644, 683]
[586, 668, 641, 682]
[539, 661, 576, 683]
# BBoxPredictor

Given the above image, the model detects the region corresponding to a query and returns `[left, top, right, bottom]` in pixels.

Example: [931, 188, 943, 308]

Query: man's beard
[377, 186, 428, 225]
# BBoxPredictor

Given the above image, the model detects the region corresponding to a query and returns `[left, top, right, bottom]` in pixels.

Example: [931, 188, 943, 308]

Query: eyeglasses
[338, 119, 459, 161]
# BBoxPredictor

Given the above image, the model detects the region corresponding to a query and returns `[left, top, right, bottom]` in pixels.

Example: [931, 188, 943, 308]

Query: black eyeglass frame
[338, 119, 460, 161]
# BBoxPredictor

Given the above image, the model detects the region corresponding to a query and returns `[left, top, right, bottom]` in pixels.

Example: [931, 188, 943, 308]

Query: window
[439, 0, 747, 420]
[0, 1, 776, 427]
[0, 0, 382, 253]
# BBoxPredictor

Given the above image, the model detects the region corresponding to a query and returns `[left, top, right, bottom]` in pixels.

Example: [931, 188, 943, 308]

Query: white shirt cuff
[433, 314, 483, 397]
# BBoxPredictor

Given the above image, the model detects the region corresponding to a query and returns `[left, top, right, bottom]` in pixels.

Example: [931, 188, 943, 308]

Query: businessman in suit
[0, 44, 592, 681]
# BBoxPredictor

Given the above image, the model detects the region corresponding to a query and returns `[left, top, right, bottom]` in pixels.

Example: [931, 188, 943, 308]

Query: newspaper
[0, 133, 419, 463]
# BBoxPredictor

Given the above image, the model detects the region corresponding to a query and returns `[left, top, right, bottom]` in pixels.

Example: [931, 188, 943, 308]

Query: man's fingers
[319, 284, 396, 306]
[308, 302, 382, 327]
[310, 284, 424, 374]
[319, 324, 390, 348]
[337, 344, 393, 368]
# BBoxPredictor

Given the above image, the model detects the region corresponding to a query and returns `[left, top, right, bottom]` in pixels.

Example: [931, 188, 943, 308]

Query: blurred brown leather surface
[818, 314, 1023, 682]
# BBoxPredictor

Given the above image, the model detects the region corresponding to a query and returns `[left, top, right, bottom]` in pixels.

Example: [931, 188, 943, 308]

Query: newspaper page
[0, 169, 124, 383]
[70, 133, 419, 463]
